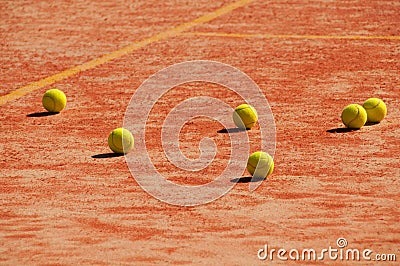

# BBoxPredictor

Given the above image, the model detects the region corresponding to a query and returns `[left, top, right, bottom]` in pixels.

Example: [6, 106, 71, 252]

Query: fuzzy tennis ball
[233, 104, 258, 129]
[363, 98, 387, 123]
[247, 151, 274, 179]
[341, 104, 367, 129]
[108, 128, 134, 154]
[42, 88, 67, 113]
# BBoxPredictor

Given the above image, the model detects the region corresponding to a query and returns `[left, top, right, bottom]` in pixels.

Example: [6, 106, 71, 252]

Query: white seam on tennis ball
[110, 132, 116, 151]
[248, 158, 272, 171]
[55, 97, 61, 111]
[235, 106, 250, 112]
[247, 161, 257, 170]
[364, 99, 381, 110]
[347, 105, 360, 128]
[124, 132, 133, 152]
[236, 106, 257, 127]
[112, 132, 123, 151]
[245, 120, 257, 127]
[43, 96, 55, 112]
[51, 97, 56, 111]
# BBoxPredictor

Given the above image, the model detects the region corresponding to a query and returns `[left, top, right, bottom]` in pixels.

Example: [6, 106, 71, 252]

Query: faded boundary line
[0, 0, 255, 106]
[183, 31, 400, 40]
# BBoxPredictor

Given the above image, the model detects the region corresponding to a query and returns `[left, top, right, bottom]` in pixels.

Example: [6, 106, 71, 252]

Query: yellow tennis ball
[42, 88, 67, 113]
[233, 104, 258, 129]
[341, 104, 367, 129]
[108, 128, 134, 154]
[363, 98, 387, 123]
[247, 151, 274, 179]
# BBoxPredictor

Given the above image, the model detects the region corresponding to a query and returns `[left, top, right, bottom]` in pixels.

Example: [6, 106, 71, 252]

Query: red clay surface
[1, 0, 399, 265]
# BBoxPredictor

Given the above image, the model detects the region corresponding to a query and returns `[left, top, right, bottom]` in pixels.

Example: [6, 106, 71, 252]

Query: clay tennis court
[1, 0, 399, 264]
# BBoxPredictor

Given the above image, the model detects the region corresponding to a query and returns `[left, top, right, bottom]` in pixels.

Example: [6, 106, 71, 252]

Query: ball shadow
[326, 127, 359, 133]
[218, 127, 249, 133]
[231, 176, 266, 183]
[364, 122, 380, 126]
[27, 111, 59, 117]
[91, 152, 124, 158]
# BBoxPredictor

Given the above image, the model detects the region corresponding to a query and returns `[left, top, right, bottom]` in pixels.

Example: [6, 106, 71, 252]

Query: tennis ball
[108, 128, 134, 154]
[341, 104, 367, 129]
[247, 151, 274, 179]
[42, 88, 67, 113]
[363, 98, 387, 123]
[233, 104, 258, 129]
